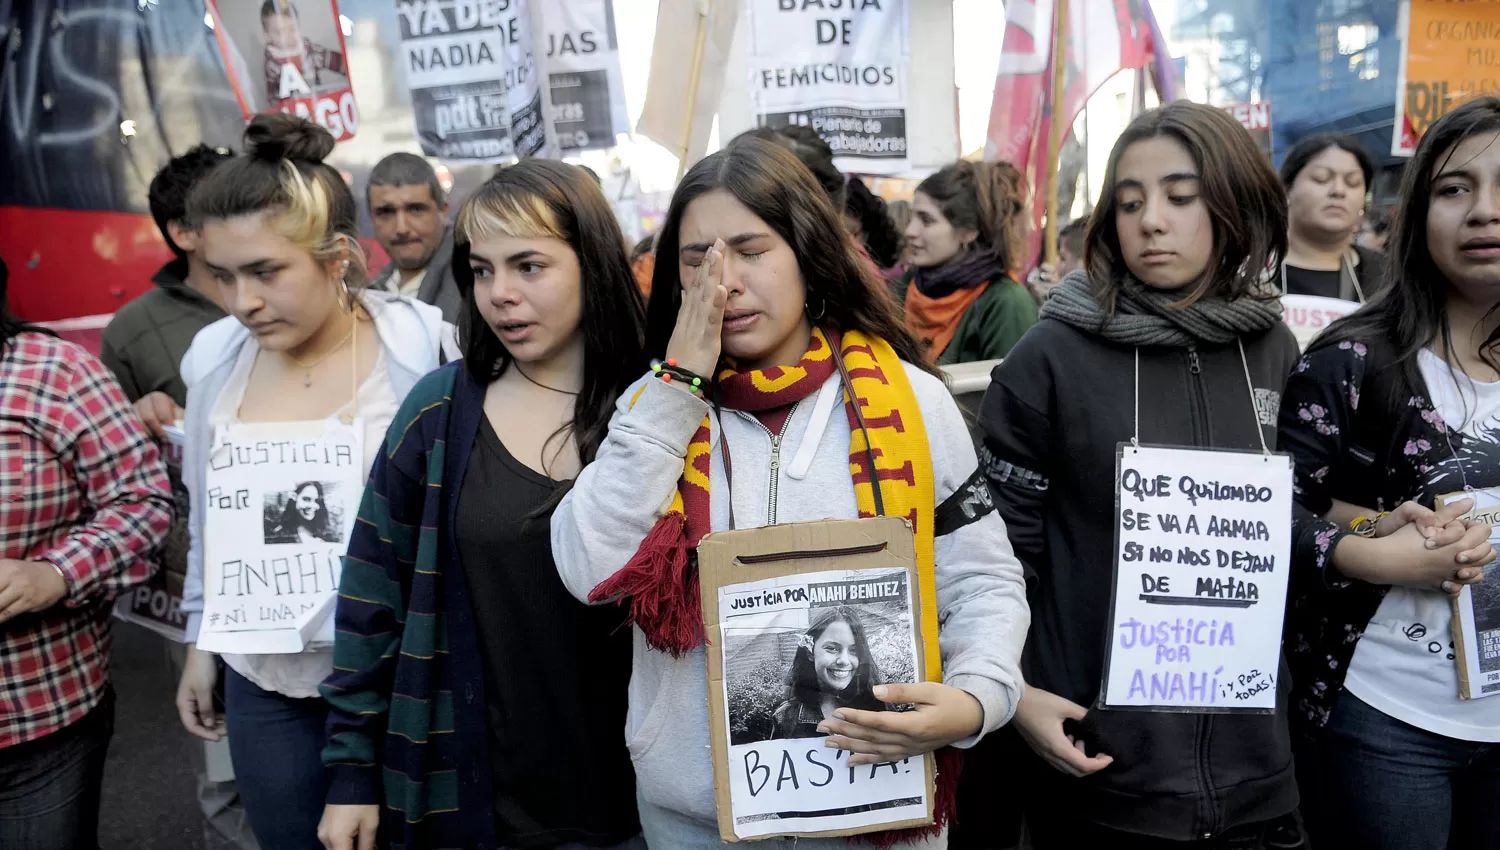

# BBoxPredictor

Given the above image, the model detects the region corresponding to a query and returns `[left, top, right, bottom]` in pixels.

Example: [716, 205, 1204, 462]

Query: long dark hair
[0, 257, 51, 355]
[451, 159, 647, 489]
[785, 606, 884, 712]
[645, 137, 933, 374]
[914, 160, 1027, 272]
[275, 481, 332, 540]
[845, 175, 903, 268]
[1316, 97, 1500, 392]
[1084, 101, 1287, 315]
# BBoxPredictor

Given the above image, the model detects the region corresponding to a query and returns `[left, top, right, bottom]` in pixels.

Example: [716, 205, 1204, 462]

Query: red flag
[985, 0, 1175, 267]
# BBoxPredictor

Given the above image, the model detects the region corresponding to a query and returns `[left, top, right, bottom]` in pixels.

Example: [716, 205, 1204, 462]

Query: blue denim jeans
[0, 691, 113, 850]
[1304, 691, 1500, 850]
[224, 668, 328, 850]
[637, 793, 946, 849]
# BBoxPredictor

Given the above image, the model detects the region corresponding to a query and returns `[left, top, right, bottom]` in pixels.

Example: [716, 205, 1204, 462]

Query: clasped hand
[816, 682, 983, 766]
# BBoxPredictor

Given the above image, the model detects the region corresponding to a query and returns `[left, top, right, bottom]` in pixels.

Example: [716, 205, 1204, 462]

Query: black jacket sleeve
[976, 337, 1054, 583]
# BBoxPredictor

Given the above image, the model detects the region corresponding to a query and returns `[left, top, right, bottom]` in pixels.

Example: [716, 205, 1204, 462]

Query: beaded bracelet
[651, 358, 706, 397]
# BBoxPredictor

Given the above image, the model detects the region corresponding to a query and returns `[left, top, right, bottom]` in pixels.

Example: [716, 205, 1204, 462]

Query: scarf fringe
[587, 512, 703, 656]
[857, 747, 963, 847]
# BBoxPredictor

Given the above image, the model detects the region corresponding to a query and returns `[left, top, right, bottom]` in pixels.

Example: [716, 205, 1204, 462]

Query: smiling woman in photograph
[771, 607, 886, 740]
[265, 481, 336, 544]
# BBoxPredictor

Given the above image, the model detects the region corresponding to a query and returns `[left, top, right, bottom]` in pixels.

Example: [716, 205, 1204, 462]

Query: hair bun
[243, 113, 335, 164]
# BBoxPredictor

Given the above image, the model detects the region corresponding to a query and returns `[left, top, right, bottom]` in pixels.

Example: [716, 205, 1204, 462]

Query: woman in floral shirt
[1279, 97, 1500, 849]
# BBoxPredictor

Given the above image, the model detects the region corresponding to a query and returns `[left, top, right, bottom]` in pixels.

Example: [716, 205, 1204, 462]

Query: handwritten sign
[1102, 445, 1293, 713]
[1281, 293, 1360, 351]
[196, 420, 362, 655]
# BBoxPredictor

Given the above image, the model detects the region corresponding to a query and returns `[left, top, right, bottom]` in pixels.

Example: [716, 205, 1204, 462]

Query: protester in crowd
[844, 173, 904, 270]
[1025, 218, 1087, 304]
[366, 152, 462, 321]
[1280, 133, 1386, 302]
[0, 255, 173, 850]
[172, 114, 453, 850]
[978, 101, 1306, 847]
[1279, 96, 1500, 849]
[631, 231, 657, 298]
[318, 160, 645, 850]
[553, 135, 1029, 848]
[102, 145, 232, 437]
[897, 160, 1038, 364]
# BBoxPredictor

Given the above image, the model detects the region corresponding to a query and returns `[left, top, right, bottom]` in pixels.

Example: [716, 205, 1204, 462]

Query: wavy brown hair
[1083, 101, 1286, 315]
[645, 137, 933, 375]
[915, 160, 1027, 271]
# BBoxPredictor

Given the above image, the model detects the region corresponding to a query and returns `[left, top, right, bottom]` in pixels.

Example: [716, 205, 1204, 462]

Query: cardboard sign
[195, 420, 361, 655]
[1281, 294, 1360, 352]
[207, 0, 359, 142]
[1102, 445, 1294, 713]
[1393, 0, 1500, 156]
[744, 0, 912, 175]
[700, 517, 934, 842]
[396, 0, 547, 162]
[114, 425, 190, 641]
[539, 0, 629, 152]
[1441, 489, 1500, 699]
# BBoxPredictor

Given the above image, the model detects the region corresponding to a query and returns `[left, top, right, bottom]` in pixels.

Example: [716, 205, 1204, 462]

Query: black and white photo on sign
[197, 422, 362, 655]
[716, 567, 927, 838]
[211, 0, 350, 111]
[262, 480, 346, 546]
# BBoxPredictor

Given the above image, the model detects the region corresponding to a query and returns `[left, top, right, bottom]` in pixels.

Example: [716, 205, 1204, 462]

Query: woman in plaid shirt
[0, 256, 174, 849]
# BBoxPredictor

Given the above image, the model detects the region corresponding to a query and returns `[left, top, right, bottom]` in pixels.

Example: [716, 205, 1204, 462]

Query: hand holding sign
[1011, 686, 1114, 778]
[133, 391, 184, 441]
[665, 238, 727, 378]
[818, 682, 982, 766]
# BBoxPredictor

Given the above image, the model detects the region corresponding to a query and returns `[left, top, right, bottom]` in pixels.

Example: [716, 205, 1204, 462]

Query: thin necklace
[284, 318, 356, 388]
[514, 364, 579, 396]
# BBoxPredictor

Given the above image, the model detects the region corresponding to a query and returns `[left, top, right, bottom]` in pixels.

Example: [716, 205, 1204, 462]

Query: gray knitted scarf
[1040, 271, 1283, 348]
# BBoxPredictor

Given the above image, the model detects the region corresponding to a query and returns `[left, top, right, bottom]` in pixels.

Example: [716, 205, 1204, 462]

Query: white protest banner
[207, 0, 360, 142]
[716, 566, 928, 838]
[196, 420, 362, 655]
[539, 0, 629, 152]
[1442, 490, 1500, 699]
[744, 0, 912, 175]
[1281, 294, 1360, 352]
[1102, 445, 1294, 713]
[396, 0, 547, 162]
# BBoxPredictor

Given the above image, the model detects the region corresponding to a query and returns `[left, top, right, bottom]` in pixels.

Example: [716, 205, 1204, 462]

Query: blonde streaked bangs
[456, 185, 565, 245]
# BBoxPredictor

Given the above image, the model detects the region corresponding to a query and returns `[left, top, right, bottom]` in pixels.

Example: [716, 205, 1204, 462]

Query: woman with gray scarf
[971, 102, 1305, 848]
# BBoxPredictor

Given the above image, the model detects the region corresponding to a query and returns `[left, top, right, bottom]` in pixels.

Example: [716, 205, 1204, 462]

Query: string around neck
[514, 363, 580, 396]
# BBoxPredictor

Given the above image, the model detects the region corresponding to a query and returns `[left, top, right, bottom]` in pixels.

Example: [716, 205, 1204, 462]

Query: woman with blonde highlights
[172, 114, 455, 850]
[318, 160, 647, 850]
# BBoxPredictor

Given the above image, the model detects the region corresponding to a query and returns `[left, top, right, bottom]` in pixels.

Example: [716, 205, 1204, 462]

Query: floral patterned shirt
[1278, 336, 1467, 731]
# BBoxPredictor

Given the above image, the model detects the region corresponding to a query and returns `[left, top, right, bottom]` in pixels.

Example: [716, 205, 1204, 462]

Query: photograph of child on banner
[260, 0, 347, 106]
[262, 480, 344, 545]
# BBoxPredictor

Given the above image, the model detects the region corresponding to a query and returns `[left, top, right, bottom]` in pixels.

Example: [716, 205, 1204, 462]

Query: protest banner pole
[1043, 0, 1070, 268]
[676, 0, 713, 181]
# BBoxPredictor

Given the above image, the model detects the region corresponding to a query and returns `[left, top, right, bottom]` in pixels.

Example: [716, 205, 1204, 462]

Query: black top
[979, 319, 1302, 840]
[1282, 245, 1387, 301]
[454, 417, 638, 848]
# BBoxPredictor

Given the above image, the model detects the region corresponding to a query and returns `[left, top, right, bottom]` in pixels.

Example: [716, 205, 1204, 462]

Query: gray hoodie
[552, 363, 1029, 824]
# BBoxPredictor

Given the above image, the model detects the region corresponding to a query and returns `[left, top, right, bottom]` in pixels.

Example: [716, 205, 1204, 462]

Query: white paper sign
[1446, 488, 1500, 699]
[744, 0, 911, 175]
[196, 420, 362, 655]
[1102, 445, 1294, 713]
[1281, 294, 1360, 352]
[717, 567, 927, 838]
[396, 0, 547, 162]
[539, 0, 629, 152]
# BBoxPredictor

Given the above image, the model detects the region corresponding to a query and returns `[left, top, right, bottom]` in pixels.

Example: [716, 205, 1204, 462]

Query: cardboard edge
[698, 516, 936, 842]
[1438, 492, 1479, 700]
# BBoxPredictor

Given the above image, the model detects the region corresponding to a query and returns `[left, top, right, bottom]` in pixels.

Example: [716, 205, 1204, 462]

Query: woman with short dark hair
[1279, 133, 1385, 302]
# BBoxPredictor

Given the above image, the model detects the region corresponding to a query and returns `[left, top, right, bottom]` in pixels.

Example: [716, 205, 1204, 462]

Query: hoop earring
[806, 296, 827, 321]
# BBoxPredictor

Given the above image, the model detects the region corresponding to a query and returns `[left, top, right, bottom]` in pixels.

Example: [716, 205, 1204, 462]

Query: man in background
[1026, 217, 1087, 303]
[102, 145, 230, 436]
[366, 153, 462, 322]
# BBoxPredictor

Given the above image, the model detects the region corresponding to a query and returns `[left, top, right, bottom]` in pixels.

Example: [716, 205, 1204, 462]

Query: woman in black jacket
[977, 101, 1301, 847]
[1279, 134, 1386, 302]
[1279, 97, 1500, 849]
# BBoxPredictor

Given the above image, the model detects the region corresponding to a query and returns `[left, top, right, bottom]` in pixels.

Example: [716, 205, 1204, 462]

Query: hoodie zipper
[1186, 345, 1209, 445]
[751, 403, 800, 525]
[1186, 345, 1220, 839]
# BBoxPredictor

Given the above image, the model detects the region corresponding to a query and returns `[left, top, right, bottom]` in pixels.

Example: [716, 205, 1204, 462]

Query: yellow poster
[1395, 0, 1500, 155]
